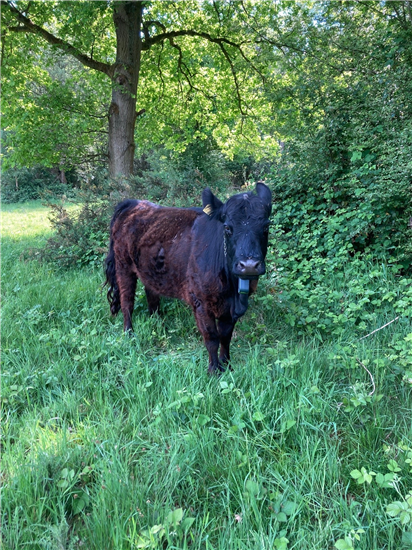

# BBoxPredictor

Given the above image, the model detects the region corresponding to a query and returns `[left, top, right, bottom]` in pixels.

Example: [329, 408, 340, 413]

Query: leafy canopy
[1, 0, 284, 170]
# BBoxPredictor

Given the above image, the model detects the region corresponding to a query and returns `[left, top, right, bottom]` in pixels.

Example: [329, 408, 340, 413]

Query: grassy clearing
[2, 200, 53, 249]
[1, 202, 412, 550]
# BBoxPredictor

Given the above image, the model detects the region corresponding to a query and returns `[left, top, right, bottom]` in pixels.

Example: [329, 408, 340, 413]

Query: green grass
[1, 201, 412, 550]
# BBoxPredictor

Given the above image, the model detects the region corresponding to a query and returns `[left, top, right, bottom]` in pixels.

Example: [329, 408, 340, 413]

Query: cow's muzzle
[235, 259, 265, 278]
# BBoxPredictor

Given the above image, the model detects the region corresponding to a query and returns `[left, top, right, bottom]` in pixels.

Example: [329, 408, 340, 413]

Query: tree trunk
[108, 2, 143, 178]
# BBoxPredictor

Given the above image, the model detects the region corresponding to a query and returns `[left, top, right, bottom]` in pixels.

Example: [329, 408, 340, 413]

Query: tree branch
[143, 29, 250, 115]
[356, 358, 376, 396]
[407, 1, 412, 24]
[348, 1, 385, 20]
[156, 41, 166, 102]
[2, 0, 113, 77]
[142, 28, 248, 51]
[142, 19, 166, 41]
[216, 40, 247, 116]
[359, 316, 400, 340]
[1, 32, 5, 67]
[212, 1, 223, 27]
[168, 36, 194, 87]
[166, 37, 217, 107]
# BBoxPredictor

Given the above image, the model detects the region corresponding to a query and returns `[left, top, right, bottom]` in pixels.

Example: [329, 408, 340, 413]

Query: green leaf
[228, 425, 239, 434]
[400, 511, 412, 525]
[181, 517, 195, 531]
[335, 538, 354, 550]
[135, 537, 150, 549]
[166, 508, 183, 525]
[245, 479, 259, 496]
[274, 537, 289, 550]
[72, 495, 87, 515]
[252, 411, 265, 422]
[196, 414, 211, 426]
[350, 150, 363, 162]
[387, 502, 403, 517]
[401, 531, 412, 547]
[150, 524, 165, 535]
[282, 501, 297, 515]
[388, 459, 401, 472]
[280, 420, 296, 433]
[376, 472, 394, 488]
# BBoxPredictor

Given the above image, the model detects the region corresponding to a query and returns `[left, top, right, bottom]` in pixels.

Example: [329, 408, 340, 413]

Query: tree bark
[108, 1, 143, 178]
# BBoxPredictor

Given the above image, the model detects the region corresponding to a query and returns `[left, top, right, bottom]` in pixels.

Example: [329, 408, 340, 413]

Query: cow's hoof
[208, 363, 226, 376]
[219, 357, 234, 371]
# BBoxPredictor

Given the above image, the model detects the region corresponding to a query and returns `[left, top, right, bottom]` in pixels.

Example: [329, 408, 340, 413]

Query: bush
[1, 166, 77, 203]
[40, 174, 116, 269]
[263, 123, 412, 335]
[131, 141, 277, 205]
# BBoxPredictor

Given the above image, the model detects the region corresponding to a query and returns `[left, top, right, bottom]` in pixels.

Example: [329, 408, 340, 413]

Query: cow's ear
[202, 188, 224, 217]
[256, 182, 272, 214]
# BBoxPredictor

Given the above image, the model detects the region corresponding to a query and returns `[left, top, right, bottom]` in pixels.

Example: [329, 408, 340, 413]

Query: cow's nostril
[238, 259, 261, 272]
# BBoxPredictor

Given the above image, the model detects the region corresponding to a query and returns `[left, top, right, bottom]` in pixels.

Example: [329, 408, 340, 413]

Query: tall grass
[1, 202, 411, 549]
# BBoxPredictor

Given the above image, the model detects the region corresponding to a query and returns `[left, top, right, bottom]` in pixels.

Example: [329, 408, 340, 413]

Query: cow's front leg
[217, 317, 235, 369]
[193, 309, 224, 375]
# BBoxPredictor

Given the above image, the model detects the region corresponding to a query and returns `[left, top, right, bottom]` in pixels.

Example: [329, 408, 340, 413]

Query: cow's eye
[224, 224, 233, 236]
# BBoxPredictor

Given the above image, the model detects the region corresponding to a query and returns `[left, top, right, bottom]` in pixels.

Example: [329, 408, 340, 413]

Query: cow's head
[202, 182, 272, 280]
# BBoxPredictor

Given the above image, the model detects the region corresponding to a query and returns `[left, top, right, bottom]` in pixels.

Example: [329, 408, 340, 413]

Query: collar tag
[238, 278, 250, 295]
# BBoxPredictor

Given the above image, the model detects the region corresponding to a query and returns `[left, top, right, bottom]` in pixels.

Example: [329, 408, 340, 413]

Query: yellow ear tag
[203, 204, 213, 216]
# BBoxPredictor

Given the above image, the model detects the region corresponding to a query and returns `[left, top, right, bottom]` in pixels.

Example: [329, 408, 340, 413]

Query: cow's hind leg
[217, 317, 235, 369]
[145, 287, 160, 315]
[116, 266, 137, 332]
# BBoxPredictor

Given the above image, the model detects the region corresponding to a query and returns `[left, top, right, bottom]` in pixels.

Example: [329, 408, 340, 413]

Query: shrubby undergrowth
[1, 165, 77, 203]
[262, 82, 412, 335]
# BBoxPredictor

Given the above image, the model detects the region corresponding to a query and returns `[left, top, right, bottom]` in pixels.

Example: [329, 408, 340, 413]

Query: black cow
[105, 182, 272, 374]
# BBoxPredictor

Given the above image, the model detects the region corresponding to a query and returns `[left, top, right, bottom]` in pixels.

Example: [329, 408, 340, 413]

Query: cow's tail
[104, 200, 139, 315]
[104, 235, 120, 315]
